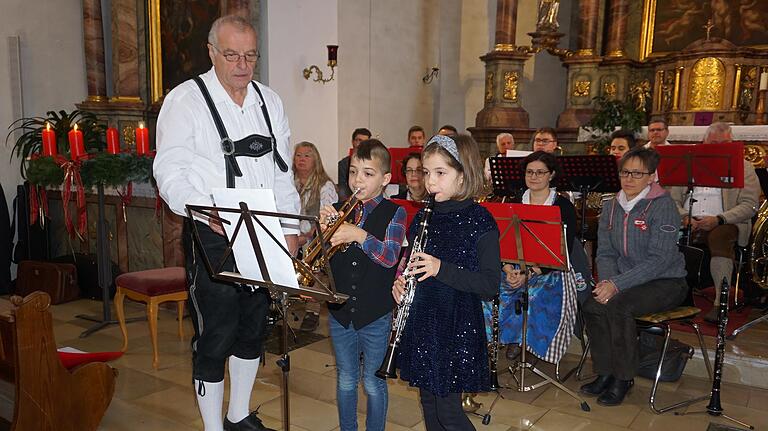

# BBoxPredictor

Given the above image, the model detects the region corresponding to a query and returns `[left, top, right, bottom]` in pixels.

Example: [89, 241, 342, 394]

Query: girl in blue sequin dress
[393, 134, 501, 430]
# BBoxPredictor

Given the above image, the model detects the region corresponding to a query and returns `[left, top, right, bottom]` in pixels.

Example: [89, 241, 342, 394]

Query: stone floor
[32, 298, 768, 430]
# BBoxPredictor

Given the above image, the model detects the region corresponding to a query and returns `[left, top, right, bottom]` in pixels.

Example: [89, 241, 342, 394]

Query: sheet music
[212, 188, 299, 289]
[506, 150, 532, 157]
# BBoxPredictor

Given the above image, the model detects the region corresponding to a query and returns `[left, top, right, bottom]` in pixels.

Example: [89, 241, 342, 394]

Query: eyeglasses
[405, 169, 423, 176]
[533, 139, 555, 144]
[618, 170, 651, 179]
[525, 169, 551, 178]
[211, 44, 260, 63]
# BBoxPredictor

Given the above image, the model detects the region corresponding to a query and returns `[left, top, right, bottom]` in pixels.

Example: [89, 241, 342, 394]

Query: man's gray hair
[703, 122, 733, 144]
[208, 15, 256, 46]
[496, 132, 514, 145]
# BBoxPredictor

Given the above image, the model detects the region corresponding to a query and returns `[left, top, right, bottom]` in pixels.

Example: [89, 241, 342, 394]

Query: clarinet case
[15, 260, 80, 304]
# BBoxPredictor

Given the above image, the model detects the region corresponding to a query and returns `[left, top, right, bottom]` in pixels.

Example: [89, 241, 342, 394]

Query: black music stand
[478, 204, 589, 425]
[488, 156, 525, 200]
[186, 202, 349, 431]
[556, 155, 621, 244]
[656, 143, 744, 246]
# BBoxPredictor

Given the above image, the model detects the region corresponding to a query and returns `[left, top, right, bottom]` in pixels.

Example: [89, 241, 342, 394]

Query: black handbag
[637, 332, 694, 382]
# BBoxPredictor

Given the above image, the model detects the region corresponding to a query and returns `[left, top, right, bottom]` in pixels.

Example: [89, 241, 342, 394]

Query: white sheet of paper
[211, 188, 299, 289]
[506, 150, 532, 157]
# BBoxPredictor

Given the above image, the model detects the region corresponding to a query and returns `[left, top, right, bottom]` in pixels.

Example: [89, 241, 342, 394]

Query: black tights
[419, 389, 475, 431]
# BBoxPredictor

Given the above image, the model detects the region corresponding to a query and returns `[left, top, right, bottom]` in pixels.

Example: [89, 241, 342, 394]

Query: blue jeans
[329, 313, 391, 431]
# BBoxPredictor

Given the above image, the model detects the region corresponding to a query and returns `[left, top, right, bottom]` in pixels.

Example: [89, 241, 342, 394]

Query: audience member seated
[644, 117, 671, 149]
[407, 125, 427, 148]
[437, 124, 458, 136]
[499, 151, 579, 364]
[392, 153, 427, 202]
[484, 132, 515, 182]
[338, 128, 371, 200]
[609, 129, 637, 159]
[668, 122, 760, 323]
[294, 141, 339, 332]
[531, 127, 559, 154]
[581, 148, 687, 407]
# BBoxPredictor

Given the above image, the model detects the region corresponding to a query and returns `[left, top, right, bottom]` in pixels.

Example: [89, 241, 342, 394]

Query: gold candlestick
[756, 89, 767, 125]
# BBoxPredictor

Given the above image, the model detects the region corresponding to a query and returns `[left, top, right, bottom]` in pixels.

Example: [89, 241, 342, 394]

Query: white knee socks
[710, 257, 733, 304]
[226, 356, 260, 423]
[195, 379, 224, 431]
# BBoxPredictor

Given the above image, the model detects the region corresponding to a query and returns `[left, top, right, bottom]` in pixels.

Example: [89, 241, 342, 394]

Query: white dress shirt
[685, 186, 724, 218]
[153, 67, 301, 234]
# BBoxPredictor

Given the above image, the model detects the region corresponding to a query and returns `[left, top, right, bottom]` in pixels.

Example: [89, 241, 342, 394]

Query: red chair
[114, 267, 187, 369]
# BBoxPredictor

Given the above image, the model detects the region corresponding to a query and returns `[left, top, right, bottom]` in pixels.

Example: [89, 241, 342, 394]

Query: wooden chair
[0, 291, 117, 431]
[114, 267, 187, 369]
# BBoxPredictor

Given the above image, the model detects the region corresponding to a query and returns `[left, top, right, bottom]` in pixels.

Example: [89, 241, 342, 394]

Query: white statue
[537, 0, 560, 32]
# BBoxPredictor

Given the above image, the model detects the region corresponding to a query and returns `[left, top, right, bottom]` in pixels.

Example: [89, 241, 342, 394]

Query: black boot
[224, 411, 276, 431]
[597, 378, 634, 406]
[579, 375, 614, 396]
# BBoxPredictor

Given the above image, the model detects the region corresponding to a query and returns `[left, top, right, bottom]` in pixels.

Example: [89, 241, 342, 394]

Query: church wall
[0, 0, 87, 225]
[264, 0, 340, 182]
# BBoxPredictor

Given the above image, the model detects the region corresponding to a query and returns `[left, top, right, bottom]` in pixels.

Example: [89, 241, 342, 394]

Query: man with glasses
[645, 118, 671, 149]
[531, 127, 560, 153]
[154, 14, 298, 431]
[668, 122, 759, 323]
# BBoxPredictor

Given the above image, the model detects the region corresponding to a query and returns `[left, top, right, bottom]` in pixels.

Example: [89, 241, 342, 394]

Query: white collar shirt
[685, 186, 724, 218]
[154, 67, 300, 234]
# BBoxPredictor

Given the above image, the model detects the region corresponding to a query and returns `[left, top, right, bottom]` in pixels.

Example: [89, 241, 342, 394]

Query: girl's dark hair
[522, 150, 560, 178]
[619, 147, 660, 173]
[610, 129, 637, 149]
[400, 152, 422, 177]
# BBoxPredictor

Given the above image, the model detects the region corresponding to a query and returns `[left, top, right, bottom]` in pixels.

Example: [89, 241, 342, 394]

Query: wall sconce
[303, 45, 338, 84]
[422, 67, 440, 84]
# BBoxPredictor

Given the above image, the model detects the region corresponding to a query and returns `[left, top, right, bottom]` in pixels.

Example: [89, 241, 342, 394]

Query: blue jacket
[597, 183, 686, 291]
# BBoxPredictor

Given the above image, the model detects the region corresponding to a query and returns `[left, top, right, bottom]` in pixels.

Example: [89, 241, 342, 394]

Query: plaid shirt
[357, 195, 406, 268]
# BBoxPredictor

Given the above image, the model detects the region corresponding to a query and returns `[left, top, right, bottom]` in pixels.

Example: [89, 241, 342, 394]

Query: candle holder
[303, 45, 338, 84]
[756, 89, 767, 125]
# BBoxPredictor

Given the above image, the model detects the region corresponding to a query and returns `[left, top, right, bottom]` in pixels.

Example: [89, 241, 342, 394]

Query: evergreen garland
[26, 152, 155, 189]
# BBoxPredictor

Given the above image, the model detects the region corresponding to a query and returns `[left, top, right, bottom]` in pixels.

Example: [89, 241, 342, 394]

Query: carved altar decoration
[536, 0, 560, 33]
[503, 71, 519, 102]
[687, 57, 726, 111]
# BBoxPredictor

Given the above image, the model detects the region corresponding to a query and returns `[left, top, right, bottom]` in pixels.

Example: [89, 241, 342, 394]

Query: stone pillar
[494, 0, 518, 49]
[82, 0, 107, 101]
[111, 0, 141, 102]
[475, 0, 529, 130]
[605, 0, 629, 58]
[576, 0, 599, 57]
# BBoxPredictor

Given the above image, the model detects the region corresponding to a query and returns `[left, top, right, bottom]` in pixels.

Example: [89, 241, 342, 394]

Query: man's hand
[330, 223, 367, 247]
[692, 215, 719, 232]
[593, 280, 618, 304]
[284, 234, 299, 256]
[209, 210, 225, 236]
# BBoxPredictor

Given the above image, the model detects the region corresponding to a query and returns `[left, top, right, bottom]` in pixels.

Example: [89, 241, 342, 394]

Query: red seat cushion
[116, 267, 187, 296]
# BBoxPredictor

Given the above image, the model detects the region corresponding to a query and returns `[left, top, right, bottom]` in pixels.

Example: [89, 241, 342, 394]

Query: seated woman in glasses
[580, 148, 686, 407]
[495, 151, 584, 364]
[392, 153, 427, 202]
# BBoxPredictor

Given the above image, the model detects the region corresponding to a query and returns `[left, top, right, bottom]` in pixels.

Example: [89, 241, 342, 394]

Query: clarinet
[488, 295, 500, 390]
[706, 277, 730, 415]
[376, 194, 436, 379]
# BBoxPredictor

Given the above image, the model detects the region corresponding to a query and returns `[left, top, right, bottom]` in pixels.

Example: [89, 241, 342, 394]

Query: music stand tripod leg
[274, 291, 292, 431]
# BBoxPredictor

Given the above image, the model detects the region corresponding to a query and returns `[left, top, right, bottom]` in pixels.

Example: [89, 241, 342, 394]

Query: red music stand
[656, 143, 745, 244]
[477, 203, 590, 423]
[350, 147, 422, 185]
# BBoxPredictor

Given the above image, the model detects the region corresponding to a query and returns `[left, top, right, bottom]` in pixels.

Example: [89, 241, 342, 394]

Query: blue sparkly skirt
[483, 268, 577, 363]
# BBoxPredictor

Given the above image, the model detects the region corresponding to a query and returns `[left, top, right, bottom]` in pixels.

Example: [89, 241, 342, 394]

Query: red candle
[41, 122, 57, 156]
[68, 123, 85, 160]
[135, 122, 149, 155]
[106, 127, 120, 154]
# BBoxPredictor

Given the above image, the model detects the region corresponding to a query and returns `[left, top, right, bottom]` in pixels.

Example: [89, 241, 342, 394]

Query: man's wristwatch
[717, 215, 725, 225]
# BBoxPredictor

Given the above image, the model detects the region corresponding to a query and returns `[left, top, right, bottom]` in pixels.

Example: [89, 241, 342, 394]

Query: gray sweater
[597, 183, 686, 291]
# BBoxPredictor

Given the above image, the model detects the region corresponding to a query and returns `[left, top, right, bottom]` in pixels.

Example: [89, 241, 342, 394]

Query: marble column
[605, 0, 629, 58]
[111, 0, 141, 102]
[82, 0, 107, 101]
[577, 0, 599, 56]
[494, 0, 519, 49]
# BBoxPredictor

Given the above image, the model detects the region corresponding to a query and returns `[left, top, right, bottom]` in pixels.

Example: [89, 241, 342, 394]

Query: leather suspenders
[193, 76, 289, 188]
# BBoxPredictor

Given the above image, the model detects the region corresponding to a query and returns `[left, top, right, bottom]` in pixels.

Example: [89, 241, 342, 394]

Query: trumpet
[376, 193, 436, 379]
[295, 188, 360, 286]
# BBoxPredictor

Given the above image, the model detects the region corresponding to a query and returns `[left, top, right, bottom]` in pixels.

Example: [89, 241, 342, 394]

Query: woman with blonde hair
[293, 141, 338, 331]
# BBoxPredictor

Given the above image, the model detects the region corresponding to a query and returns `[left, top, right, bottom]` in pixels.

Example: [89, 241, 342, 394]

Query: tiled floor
[26, 298, 768, 430]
